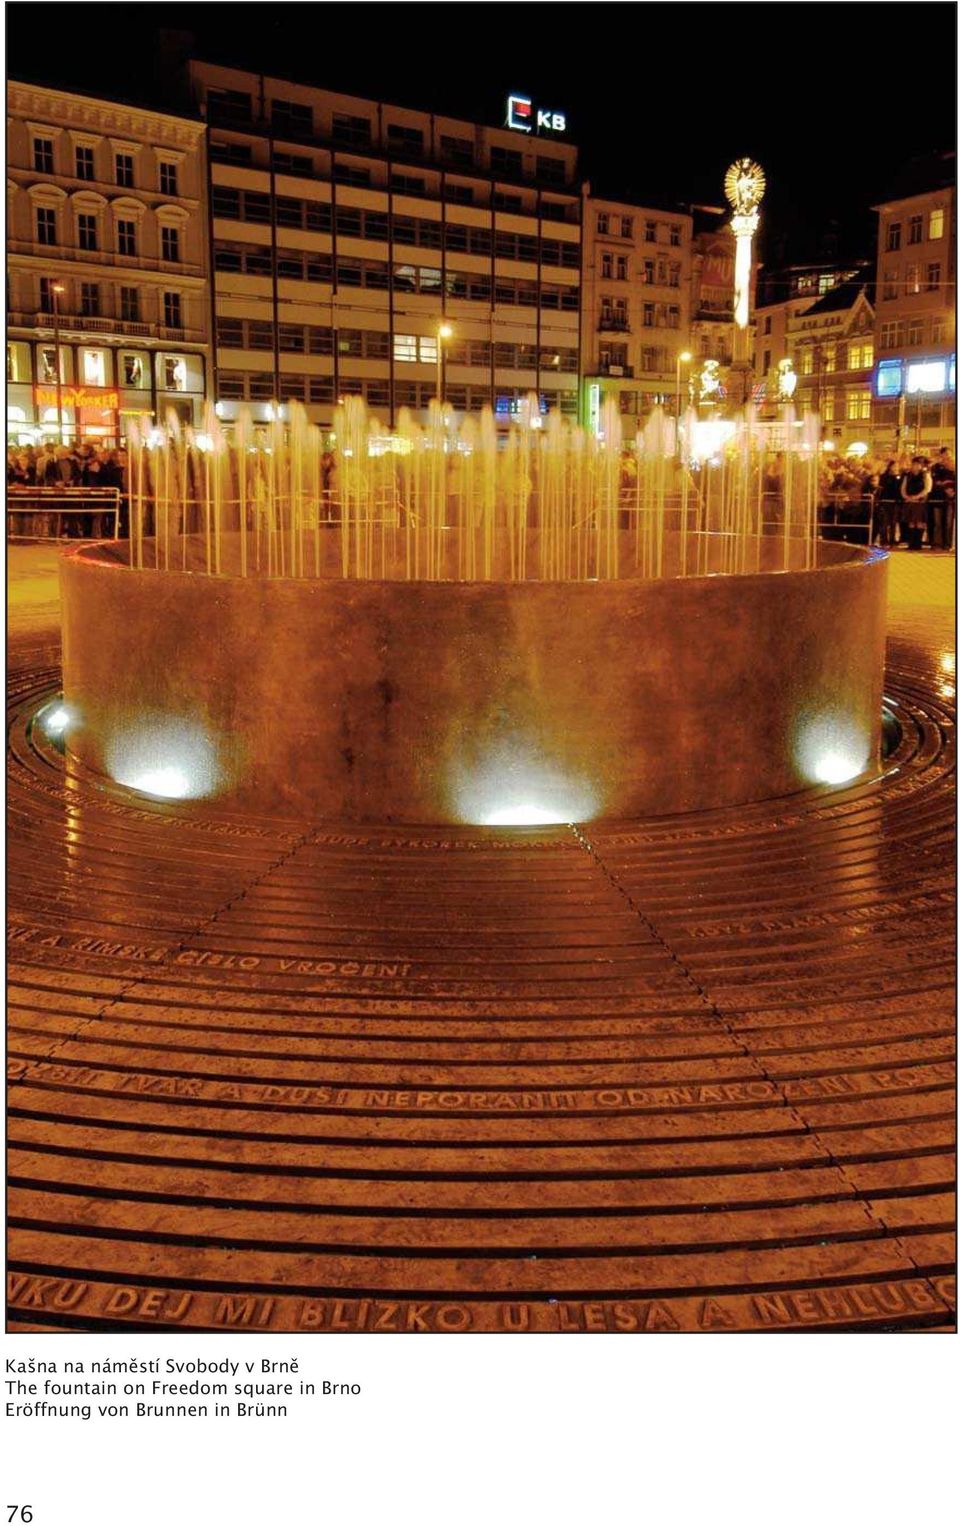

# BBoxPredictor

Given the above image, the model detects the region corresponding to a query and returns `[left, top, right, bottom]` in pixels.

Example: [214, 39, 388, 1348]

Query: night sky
[7, 1, 957, 271]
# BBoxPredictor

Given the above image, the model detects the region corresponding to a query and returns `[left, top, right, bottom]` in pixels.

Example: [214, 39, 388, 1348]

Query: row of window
[820, 390, 871, 423]
[598, 253, 682, 286]
[790, 340, 875, 375]
[31, 273, 184, 329]
[884, 208, 945, 251]
[880, 262, 942, 299]
[214, 241, 579, 308]
[8, 340, 197, 393]
[215, 319, 578, 372]
[596, 211, 684, 246]
[34, 205, 182, 261]
[206, 91, 568, 185]
[211, 189, 579, 266]
[879, 316, 950, 349]
[216, 370, 578, 413]
[31, 135, 180, 194]
[597, 343, 673, 373]
[598, 299, 682, 329]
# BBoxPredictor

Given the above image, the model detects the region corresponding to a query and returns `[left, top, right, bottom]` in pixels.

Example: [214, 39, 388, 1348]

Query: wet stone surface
[6, 547, 957, 1332]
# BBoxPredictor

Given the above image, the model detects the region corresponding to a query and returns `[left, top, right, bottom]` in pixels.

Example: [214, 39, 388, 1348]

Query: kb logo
[506, 95, 567, 134]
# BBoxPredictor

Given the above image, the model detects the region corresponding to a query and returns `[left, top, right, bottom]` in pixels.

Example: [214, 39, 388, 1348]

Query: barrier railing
[6, 487, 122, 540]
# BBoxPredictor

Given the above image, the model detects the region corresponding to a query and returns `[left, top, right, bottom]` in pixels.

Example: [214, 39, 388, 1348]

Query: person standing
[900, 455, 932, 550]
[928, 447, 956, 551]
[875, 460, 902, 547]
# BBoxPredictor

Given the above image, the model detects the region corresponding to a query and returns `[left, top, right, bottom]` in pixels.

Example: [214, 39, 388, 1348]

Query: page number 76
[7, 1510, 33, 1522]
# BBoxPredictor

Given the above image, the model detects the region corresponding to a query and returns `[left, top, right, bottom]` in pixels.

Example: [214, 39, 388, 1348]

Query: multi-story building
[872, 175, 955, 454]
[187, 64, 582, 431]
[6, 80, 210, 446]
[580, 191, 692, 428]
[788, 273, 876, 449]
[753, 261, 866, 380]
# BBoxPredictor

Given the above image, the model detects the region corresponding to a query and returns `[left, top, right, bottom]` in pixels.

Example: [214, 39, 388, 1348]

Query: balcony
[11, 310, 206, 345]
[598, 315, 631, 333]
[598, 362, 634, 378]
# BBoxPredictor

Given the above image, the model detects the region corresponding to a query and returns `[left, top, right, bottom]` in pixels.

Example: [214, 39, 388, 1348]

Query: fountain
[58, 393, 888, 824]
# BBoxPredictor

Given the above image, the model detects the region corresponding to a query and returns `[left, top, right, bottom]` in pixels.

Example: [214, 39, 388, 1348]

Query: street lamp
[51, 282, 65, 444]
[437, 321, 453, 406]
[675, 350, 692, 420]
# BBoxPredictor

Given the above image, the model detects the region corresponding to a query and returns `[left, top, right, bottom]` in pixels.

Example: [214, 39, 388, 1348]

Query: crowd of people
[820, 447, 955, 550]
[7, 441, 127, 490]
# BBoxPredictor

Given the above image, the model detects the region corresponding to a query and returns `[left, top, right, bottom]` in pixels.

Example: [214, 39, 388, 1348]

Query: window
[163, 357, 187, 391]
[536, 156, 564, 185]
[879, 321, 902, 350]
[848, 341, 873, 370]
[271, 99, 312, 136]
[886, 221, 901, 252]
[907, 318, 924, 345]
[207, 88, 252, 126]
[925, 262, 941, 291]
[906, 263, 920, 294]
[115, 152, 134, 187]
[332, 113, 372, 147]
[616, 255, 628, 280]
[33, 136, 54, 174]
[644, 220, 657, 242]
[117, 218, 136, 256]
[490, 146, 522, 176]
[494, 191, 522, 212]
[212, 187, 241, 219]
[847, 389, 871, 421]
[39, 347, 59, 383]
[762, 350, 771, 373]
[907, 214, 923, 244]
[601, 252, 613, 278]
[821, 392, 835, 422]
[929, 208, 944, 240]
[122, 352, 145, 387]
[247, 320, 274, 349]
[930, 316, 945, 343]
[823, 343, 836, 373]
[278, 323, 305, 352]
[163, 291, 182, 329]
[80, 282, 100, 316]
[216, 317, 244, 348]
[120, 286, 140, 322]
[161, 226, 180, 262]
[440, 135, 473, 167]
[78, 213, 98, 250]
[159, 161, 179, 196]
[882, 266, 898, 301]
[36, 206, 57, 245]
[387, 122, 424, 155]
[620, 215, 633, 238]
[799, 348, 814, 376]
[669, 224, 681, 246]
[82, 349, 106, 386]
[75, 145, 95, 181]
[392, 173, 425, 195]
[244, 192, 271, 224]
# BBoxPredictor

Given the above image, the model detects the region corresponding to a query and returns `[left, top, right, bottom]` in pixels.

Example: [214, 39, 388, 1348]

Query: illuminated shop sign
[506, 94, 566, 134]
[875, 359, 903, 399]
[35, 386, 120, 410]
[906, 358, 950, 395]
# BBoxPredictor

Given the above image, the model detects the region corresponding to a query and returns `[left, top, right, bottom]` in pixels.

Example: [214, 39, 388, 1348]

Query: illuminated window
[82, 349, 106, 386]
[122, 352, 145, 387]
[418, 336, 438, 364]
[823, 344, 836, 373]
[861, 341, 873, 368]
[393, 334, 417, 363]
[906, 263, 920, 294]
[876, 359, 903, 398]
[800, 348, 814, 375]
[925, 262, 941, 291]
[33, 137, 54, 174]
[847, 389, 870, 421]
[848, 344, 861, 369]
[886, 222, 901, 251]
[39, 347, 58, 383]
[822, 392, 835, 422]
[908, 215, 923, 244]
[929, 208, 944, 239]
[75, 145, 94, 181]
[163, 356, 187, 391]
[906, 360, 947, 394]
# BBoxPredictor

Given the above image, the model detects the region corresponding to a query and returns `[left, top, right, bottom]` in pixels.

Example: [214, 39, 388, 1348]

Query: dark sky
[7, 1, 957, 265]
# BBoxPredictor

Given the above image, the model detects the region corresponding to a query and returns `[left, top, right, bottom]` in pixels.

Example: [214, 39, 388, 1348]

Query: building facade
[188, 64, 582, 431]
[788, 276, 876, 449]
[6, 81, 210, 445]
[872, 181, 956, 455]
[580, 191, 692, 429]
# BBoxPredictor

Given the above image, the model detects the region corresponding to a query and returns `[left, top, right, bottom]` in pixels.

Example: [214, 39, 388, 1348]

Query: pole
[436, 333, 443, 406]
[52, 285, 63, 445]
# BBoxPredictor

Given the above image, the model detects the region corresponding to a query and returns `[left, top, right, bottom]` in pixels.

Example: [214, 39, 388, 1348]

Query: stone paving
[6, 543, 956, 1332]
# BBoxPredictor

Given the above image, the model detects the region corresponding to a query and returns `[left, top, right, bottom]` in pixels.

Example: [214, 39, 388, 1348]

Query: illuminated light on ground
[42, 704, 71, 736]
[106, 718, 220, 801]
[128, 766, 191, 799]
[846, 441, 869, 457]
[690, 419, 736, 462]
[940, 653, 955, 675]
[484, 804, 569, 826]
[794, 714, 870, 788]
